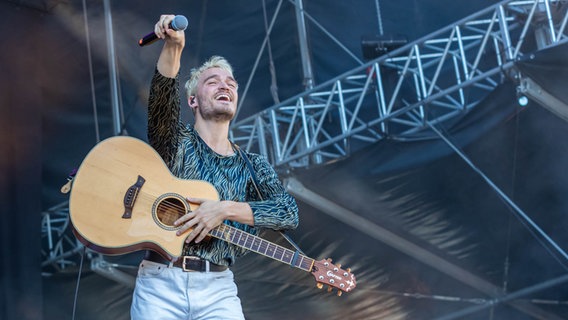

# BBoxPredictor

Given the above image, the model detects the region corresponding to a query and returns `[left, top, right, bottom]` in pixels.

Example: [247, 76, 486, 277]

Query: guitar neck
[209, 224, 314, 272]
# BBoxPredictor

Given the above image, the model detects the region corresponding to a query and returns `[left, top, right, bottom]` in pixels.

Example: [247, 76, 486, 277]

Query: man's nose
[218, 81, 230, 90]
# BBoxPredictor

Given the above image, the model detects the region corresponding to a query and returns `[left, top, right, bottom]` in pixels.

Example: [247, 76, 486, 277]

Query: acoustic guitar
[69, 136, 356, 294]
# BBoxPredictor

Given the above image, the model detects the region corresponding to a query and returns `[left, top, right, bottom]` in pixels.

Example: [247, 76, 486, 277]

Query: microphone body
[139, 15, 188, 47]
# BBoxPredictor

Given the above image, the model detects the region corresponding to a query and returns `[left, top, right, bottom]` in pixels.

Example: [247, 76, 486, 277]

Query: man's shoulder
[238, 149, 266, 163]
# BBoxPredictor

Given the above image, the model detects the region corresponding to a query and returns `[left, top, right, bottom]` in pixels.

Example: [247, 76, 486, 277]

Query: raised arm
[147, 14, 186, 167]
[155, 14, 185, 77]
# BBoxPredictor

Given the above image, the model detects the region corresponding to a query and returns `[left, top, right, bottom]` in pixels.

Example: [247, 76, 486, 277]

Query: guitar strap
[232, 142, 306, 258]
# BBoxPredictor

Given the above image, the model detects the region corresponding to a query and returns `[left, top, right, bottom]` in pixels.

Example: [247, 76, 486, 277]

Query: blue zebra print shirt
[147, 70, 299, 266]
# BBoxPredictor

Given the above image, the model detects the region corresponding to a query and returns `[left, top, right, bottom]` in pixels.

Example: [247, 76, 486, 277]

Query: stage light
[516, 84, 529, 107]
[517, 77, 568, 123]
[517, 94, 529, 106]
[361, 34, 408, 60]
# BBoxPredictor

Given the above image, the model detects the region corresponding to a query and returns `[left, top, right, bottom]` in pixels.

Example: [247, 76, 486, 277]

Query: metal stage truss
[230, 0, 568, 168]
[41, 0, 568, 308]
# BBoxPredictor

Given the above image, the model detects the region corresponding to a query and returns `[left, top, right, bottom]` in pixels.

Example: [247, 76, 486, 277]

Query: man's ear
[188, 96, 197, 115]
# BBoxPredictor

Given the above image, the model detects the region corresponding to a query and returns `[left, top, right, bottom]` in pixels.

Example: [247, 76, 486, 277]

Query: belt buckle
[182, 256, 202, 272]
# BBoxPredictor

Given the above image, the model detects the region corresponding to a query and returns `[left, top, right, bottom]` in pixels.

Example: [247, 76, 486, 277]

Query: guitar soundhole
[156, 196, 186, 227]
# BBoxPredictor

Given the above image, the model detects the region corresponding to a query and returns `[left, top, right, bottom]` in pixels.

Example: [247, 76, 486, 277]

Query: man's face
[193, 67, 239, 122]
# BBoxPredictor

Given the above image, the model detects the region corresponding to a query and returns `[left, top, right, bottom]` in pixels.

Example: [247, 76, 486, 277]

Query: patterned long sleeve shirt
[147, 69, 299, 266]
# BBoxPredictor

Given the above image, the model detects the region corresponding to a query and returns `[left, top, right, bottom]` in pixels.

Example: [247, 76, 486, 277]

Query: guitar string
[129, 190, 315, 270]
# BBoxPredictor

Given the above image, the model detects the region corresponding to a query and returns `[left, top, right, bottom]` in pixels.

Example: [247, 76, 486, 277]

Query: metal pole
[103, 0, 123, 136]
[294, 0, 315, 90]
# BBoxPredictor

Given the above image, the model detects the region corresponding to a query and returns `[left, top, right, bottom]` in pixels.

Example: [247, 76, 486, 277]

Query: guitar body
[69, 136, 219, 260]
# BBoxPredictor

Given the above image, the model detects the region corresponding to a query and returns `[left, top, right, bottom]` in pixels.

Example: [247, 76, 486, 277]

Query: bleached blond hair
[184, 55, 236, 98]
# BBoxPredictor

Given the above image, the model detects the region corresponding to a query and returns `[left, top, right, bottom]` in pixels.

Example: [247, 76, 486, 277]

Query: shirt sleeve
[246, 153, 299, 231]
[147, 69, 183, 168]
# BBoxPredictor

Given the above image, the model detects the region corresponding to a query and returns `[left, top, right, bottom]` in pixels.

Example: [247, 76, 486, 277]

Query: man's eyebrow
[203, 74, 238, 84]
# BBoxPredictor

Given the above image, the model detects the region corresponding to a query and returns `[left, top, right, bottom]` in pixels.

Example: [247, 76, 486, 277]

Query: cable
[234, 0, 284, 122]
[262, 0, 281, 105]
[426, 120, 568, 270]
[82, 0, 101, 143]
[501, 105, 523, 294]
[374, 0, 384, 36]
[71, 246, 87, 320]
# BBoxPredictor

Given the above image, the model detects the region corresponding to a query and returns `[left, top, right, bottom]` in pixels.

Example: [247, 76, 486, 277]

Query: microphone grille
[171, 15, 188, 31]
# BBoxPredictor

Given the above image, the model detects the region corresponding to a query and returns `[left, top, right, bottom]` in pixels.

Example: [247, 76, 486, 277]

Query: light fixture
[517, 94, 529, 107]
[517, 77, 568, 123]
[361, 34, 408, 60]
[516, 85, 529, 107]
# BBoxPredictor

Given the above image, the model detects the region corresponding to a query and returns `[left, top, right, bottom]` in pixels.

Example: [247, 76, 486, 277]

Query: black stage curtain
[0, 3, 45, 320]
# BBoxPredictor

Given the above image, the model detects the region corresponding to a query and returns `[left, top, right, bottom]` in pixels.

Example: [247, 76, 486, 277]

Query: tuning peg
[336, 263, 342, 268]
[327, 286, 333, 293]
[316, 283, 323, 289]
[347, 268, 351, 272]
[337, 291, 343, 297]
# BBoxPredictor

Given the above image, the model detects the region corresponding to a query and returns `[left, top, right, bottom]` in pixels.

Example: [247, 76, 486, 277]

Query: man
[130, 14, 299, 319]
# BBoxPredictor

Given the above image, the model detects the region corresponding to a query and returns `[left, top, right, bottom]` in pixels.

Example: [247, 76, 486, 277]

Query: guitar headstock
[311, 258, 356, 296]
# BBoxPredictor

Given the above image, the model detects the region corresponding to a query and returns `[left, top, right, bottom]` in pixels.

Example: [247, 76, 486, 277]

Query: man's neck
[194, 121, 234, 155]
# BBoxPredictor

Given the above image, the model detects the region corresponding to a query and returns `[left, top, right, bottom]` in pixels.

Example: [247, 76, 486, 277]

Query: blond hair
[184, 55, 236, 98]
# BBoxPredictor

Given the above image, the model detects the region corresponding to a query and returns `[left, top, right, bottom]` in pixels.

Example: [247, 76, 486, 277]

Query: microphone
[138, 15, 188, 47]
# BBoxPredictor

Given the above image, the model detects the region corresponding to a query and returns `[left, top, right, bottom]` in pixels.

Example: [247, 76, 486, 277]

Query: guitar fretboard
[209, 224, 313, 272]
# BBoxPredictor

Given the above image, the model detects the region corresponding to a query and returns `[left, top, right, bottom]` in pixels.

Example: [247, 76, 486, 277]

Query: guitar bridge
[122, 175, 145, 219]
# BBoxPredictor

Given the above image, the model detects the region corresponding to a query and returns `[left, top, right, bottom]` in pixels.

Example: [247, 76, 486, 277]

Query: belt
[144, 251, 228, 272]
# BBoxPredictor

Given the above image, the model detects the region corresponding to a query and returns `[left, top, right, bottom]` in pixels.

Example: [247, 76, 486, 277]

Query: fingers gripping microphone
[138, 15, 188, 47]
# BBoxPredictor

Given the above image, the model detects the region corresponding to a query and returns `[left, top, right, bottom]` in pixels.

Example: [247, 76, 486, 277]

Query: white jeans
[130, 259, 245, 320]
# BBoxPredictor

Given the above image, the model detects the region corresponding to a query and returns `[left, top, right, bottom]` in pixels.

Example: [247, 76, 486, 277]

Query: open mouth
[215, 93, 232, 102]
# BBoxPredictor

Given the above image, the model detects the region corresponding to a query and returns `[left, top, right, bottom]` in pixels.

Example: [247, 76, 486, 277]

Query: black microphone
[138, 15, 188, 47]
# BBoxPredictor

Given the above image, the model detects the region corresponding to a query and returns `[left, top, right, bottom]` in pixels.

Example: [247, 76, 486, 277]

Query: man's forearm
[225, 201, 256, 226]
[157, 41, 184, 78]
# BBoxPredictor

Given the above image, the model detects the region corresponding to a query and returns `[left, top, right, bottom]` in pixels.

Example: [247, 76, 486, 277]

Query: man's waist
[144, 251, 228, 272]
